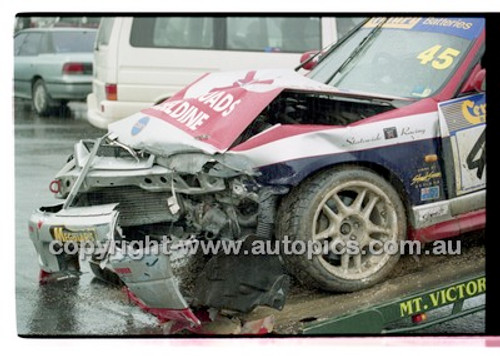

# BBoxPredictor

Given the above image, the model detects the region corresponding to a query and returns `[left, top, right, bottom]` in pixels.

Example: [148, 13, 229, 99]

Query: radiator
[75, 186, 177, 226]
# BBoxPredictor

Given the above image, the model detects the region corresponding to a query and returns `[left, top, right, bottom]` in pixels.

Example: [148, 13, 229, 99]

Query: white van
[87, 17, 363, 128]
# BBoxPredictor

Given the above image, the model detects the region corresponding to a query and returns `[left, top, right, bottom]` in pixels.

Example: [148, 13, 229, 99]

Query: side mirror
[299, 51, 319, 71]
[472, 69, 486, 92]
[461, 67, 486, 93]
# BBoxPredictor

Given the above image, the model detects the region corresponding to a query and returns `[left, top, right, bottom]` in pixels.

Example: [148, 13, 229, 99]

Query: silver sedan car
[14, 28, 96, 115]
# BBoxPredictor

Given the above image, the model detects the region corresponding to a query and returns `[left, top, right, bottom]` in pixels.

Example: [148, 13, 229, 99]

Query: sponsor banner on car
[440, 93, 486, 133]
[140, 70, 282, 150]
[233, 112, 440, 167]
[109, 69, 409, 153]
[438, 93, 486, 196]
[364, 17, 484, 40]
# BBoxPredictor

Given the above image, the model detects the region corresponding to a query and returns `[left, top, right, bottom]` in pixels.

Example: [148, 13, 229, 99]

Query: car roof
[15, 27, 97, 35]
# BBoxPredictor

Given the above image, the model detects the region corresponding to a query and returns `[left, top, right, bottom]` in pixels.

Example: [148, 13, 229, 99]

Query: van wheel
[32, 79, 51, 116]
[276, 166, 407, 292]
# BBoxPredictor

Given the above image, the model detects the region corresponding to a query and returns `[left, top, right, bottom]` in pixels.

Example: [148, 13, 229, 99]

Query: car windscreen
[51, 31, 96, 53]
[309, 18, 483, 99]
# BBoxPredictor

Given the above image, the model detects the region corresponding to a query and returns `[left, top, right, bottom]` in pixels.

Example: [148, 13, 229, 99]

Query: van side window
[226, 17, 321, 53]
[97, 17, 115, 47]
[131, 18, 214, 49]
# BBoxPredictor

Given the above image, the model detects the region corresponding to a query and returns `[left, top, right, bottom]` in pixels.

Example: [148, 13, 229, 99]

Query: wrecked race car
[28, 17, 486, 333]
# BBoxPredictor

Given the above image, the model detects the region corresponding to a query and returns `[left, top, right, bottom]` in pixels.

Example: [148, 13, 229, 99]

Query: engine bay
[233, 90, 396, 146]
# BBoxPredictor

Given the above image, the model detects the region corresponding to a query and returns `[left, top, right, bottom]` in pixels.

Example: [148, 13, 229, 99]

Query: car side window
[38, 33, 54, 54]
[18, 32, 43, 56]
[14, 33, 27, 56]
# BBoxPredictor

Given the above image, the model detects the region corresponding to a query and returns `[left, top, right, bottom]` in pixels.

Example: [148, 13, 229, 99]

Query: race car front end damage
[27, 22, 486, 331]
[29, 69, 379, 328]
[28, 132, 291, 332]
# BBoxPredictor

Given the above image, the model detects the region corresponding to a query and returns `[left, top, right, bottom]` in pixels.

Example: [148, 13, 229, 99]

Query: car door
[438, 91, 485, 195]
[437, 58, 486, 211]
[14, 32, 43, 98]
[13, 32, 28, 97]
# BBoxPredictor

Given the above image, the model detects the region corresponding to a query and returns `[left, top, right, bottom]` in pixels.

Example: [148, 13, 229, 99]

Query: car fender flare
[258, 156, 413, 226]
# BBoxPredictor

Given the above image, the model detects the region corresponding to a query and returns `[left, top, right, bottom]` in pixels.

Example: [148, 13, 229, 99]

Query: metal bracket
[63, 133, 110, 210]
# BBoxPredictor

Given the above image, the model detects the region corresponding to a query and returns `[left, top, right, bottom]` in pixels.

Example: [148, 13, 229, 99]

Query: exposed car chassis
[29, 133, 292, 331]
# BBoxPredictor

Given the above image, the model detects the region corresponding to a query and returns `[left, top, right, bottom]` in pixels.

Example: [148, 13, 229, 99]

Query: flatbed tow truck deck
[20, 232, 485, 336]
[187, 235, 485, 335]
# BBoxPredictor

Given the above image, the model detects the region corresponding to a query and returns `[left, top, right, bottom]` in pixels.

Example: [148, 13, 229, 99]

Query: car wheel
[32, 79, 51, 116]
[276, 166, 407, 292]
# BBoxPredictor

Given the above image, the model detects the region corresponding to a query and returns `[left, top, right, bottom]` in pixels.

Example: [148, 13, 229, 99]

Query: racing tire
[276, 166, 407, 292]
[32, 79, 52, 116]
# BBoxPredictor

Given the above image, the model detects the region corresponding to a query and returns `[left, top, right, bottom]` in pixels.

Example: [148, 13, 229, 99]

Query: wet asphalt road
[15, 101, 167, 335]
[14, 100, 485, 336]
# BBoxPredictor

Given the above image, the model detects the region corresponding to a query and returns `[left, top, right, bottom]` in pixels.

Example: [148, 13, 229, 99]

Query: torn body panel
[110, 249, 189, 310]
[28, 203, 118, 273]
[192, 248, 290, 313]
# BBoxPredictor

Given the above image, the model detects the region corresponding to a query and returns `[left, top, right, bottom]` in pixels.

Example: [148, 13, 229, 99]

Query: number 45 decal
[417, 45, 461, 70]
[466, 127, 486, 179]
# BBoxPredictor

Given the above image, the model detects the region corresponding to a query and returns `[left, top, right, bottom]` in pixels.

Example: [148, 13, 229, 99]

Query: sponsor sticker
[364, 17, 422, 30]
[418, 204, 449, 222]
[439, 93, 486, 195]
[50, 226, 97, 243]
[420, 186, 440, 201]
[131, 116, 150, 136]
[411, 87, 432, 98]
[461, 98, 486, 125]
[383, 127, 398, 139]
[400, 127, 426, 139]
[411, 170, 442, 187]
[344, 133, 382, 146]
[364, 17, 484, 40]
